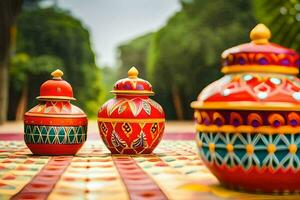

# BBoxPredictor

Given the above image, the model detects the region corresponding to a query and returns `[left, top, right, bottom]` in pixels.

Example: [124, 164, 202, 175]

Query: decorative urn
[24, 69, 88, 155]
[191, 24, 300, 193]
[98, 67, 165, 154]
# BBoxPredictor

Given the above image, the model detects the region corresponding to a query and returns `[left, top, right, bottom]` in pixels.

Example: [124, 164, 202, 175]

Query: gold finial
[250, 23, 271, 44]
[51, 69, 64, 79]
[128, 66, 139, 79]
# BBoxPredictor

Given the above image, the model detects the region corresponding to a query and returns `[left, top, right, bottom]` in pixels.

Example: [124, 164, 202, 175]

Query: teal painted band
[197, 131, 300, 171]
[24, 124, 87, 144]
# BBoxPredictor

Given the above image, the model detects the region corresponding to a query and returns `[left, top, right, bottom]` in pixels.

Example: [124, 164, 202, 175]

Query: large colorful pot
[98, 67, 165, 154]
[24, 69, 88, 155]
[191, 24, 300, 193]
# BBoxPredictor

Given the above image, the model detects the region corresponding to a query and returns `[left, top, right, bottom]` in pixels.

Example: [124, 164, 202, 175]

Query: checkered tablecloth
[0, 134, 298, 200]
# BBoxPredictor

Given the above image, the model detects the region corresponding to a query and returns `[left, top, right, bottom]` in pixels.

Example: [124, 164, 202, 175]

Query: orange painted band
[24, 115, 87, 126]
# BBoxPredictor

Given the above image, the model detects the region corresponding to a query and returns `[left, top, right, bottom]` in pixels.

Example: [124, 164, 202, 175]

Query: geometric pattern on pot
[27, 101, 85, 115]
[24, 125, 87, 144]
[195, 73, 300, 109]
[197, 132, 300, 171]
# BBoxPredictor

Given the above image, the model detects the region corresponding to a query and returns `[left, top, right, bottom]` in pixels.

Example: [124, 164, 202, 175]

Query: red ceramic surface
[98, 67, 165, 154]
[191, 24, 300, 193]
[24, 69, 87, 155]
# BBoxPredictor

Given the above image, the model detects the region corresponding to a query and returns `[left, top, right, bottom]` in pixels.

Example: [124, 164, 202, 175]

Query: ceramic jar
[191, 24, 300, 193]
[98, 67, 165, 154]
[24, 69, 88, 155]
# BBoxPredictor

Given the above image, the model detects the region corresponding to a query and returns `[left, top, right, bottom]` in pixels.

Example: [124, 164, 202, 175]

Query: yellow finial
[250, 23, 271, 44]
[128, 66, 139, 79]
[51, 69, 64, 79]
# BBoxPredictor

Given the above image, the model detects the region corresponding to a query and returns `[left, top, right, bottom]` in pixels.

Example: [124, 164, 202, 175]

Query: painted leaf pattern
[118, 104, 127, 114]
[148, 99, 163, 114]
[142, 100, 151, 115]
[128, 101, 142, 117]
[107, 99, 126, 115]
[106, 98, 162, 116]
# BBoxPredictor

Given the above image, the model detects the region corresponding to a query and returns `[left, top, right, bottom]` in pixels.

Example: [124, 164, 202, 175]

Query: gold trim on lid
[221, 65, 299, 75]
[110, 90, 154, 96]
[51, 69, 64, 80]
[250, 23, 271, 44]
[191, 101, 300, 111]
[196, 124, 300, 135]
[36, 95, 76, 101]
[128, 66, 139, 79]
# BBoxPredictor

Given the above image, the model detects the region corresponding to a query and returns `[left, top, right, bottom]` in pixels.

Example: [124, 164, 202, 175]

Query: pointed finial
[250, 23, 271, 44]
[51, 69, 64, 80]
[128, 66, 139, 79]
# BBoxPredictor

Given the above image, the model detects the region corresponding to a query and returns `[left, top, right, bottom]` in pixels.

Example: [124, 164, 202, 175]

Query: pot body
[98, 96, 165, 154]
[194, 72, 300, 193]
[24, 101, 87, 155]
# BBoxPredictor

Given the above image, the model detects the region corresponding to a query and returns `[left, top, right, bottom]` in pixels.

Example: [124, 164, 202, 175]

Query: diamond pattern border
[197, 132, 300, 171]
[24, 124, 87, 144]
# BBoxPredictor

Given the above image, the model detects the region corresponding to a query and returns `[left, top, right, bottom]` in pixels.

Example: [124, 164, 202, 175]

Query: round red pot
[98, 67, 165, 154]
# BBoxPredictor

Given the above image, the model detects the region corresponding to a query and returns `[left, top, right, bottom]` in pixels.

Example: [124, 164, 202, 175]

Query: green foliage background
[8, 0, 299, 120]
[9, 7, 104, 119]
[118, 33, 153, 78]
[253, 0, 300, 51]
[118, 0, 257, 119]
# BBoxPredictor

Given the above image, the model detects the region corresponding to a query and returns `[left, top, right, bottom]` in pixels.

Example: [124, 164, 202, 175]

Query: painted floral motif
[111, 131, 127, 149]
[132, 131, 148, 149]
[99, 121, 165, 154]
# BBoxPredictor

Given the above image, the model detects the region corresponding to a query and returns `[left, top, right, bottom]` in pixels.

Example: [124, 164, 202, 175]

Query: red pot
[191, 24, 300, 193]
[24, 69, 87, 155]
[98, 67, 165, 154]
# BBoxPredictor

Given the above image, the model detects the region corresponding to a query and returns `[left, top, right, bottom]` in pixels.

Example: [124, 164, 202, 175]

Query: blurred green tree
[118, 33, 153, 78]
[0, 0, 22, 124]
[147, 0, 256, 119]
[10, 6, 104, 118]
[9, 53, 62, 120]
[101, 66, 119, 101]
[254, 0, 300, 51]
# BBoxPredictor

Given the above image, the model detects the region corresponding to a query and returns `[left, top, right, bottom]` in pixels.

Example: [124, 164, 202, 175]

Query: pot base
[26, 143, 83, 155]
[108, 147, 154, 155]
[208, 163, 300, 193]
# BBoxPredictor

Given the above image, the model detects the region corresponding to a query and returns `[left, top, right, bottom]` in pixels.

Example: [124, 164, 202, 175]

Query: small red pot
[98, 67, 165, 154]
[24, 69, 88, 155]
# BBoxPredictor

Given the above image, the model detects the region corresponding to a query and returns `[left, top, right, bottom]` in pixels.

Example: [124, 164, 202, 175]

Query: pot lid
[111, 67, 154, 96]
[37, 69, 76, 101]
[191, 24, 300, 111]
[221, 24, 299, 75]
